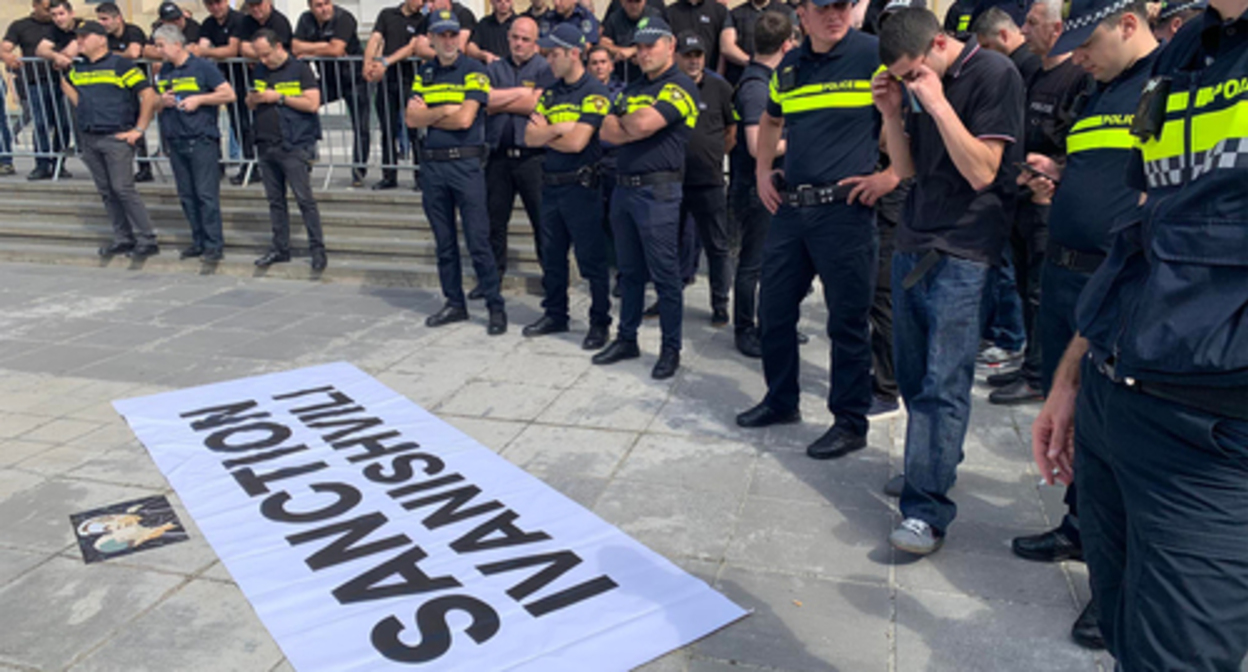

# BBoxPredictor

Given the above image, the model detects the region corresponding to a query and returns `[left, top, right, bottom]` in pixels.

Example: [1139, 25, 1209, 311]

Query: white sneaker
[977, 346, 1022, 367]
[889, 517, 944, 555]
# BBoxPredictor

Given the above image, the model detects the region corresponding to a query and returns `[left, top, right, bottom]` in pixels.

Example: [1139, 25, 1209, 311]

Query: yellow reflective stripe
[624, 94, 656, 115]
[581, 94, 609, 117]
[120, 67, 145, 87]
[254, 80, 270, 91]
[1139, 118, 1186, 162]
[274, 82, 303, 96]
[1193, 76, 1248, 108]
[423, 91, 466, 104]
[957, 14, 971, 31]
[1166, 91, 1189, 112]
[1190, 99, 1248, 153]
[769, 71, 781, 105]
[541, 102, 579, 123]
[464, 72, 491, 93]
[68, 70, 124, 86]
[780, 91, 873, 113]
[1070, 114, 1134, 133]
[165, 76, 201, 93]
[657, 82, 698, 128]
[1066, 127, 1135, 154]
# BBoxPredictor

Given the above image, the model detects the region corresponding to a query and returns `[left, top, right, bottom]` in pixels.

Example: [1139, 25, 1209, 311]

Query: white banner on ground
[113, 362, 747, 672]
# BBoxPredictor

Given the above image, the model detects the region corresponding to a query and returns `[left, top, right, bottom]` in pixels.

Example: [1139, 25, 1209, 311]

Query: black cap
[676, 31, 706, 55]
[159, 2, 183, 21]
[75, 21, 108, 37]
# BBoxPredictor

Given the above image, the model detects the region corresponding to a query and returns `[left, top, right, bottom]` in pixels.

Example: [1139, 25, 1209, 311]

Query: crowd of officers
[4, 0, 1248, 667]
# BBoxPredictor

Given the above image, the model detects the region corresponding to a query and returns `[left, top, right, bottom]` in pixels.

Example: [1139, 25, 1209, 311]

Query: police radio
[1131, 76, 1172, 142]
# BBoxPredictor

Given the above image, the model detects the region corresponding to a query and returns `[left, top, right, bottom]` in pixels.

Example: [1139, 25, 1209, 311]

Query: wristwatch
[277, 94, 286, 106]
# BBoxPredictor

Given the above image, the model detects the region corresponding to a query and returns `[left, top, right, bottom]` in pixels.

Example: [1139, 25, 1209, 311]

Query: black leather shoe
[487, 309, 507, 336]
[582, 324, 609, 350]
[735, 328, 762, 358]
[255, 250, 291, 267]
[179, 246, 204, 259]
[229, 171, 246, 186]
[592, 338, 640, 365]
[468, 285, 487, 300]
[883, 474, 905, 497]
[987, 368, 1023, 387]
[371, 178, 397, 191]
[426, 304, 469, 328]
[989, 378, 1044, 405]
[1012, 528, 1083, 562]
[612, 277, 623, 298]
[128, 244, 160, 259]
[311, 248, 327, 272]
[98, 241, 134, 257]
[523, 315, 569, 337]
[27, 167, 52, 181]
[643, 301, 660, 318]
[806, 426, 867, 460]
[651, 348, 680, 380]
[134, 168, 153, 183]
[736, 402, 801, 428]
[1071, 601, 1106, 650]
[202, 249, 224, 263]
[711, 307, 729, 327]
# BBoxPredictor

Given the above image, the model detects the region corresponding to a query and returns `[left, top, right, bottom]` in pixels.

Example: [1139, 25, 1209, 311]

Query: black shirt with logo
[602, 6, 663, 85]
[685, 70, 734, 187]
[471, 12, 515, 60]
[294, 5, 363, 95]
[3, 16, 54, 83]
[665, 0, 734, 71]
[238, 9, 294, 49]
[107, 23, 148, 55]
[1024, 58, 1093, 159]
[200, 10, 247, 93]
[725, 1, 796, 83]
[372, 4, 424, 84]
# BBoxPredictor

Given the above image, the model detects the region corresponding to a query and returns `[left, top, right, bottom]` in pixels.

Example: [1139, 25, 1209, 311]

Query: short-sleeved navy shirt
[613, 63, 701, 175]
[107, 23, 147, 55]
[729, 60, 772, 185]
[1047, 49, 1157, 254]
[602, 6, 663, 85]
[535, 70, 610, 172]
[252, 55, 321, 147]
[666, 0, 733, 71]
[725, 1, 796, 83]
[471, 12, 514, 60]
[67, 52, 150, 133]
[766, 31, 881, 186]
[486, 53, 555, 149]
[238, 9, 293, 48]
[685, 70, 735, 187]
[156, 54, 227, 140]
[4, 16, 54, 82]
[897, 42, 1025, 264]
[412, 53, 491, 149]
[539, 5, 600, 44]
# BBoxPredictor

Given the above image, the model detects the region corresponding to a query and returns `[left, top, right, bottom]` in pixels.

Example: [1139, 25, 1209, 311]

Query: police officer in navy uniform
[1034, 0, 1248, 665]
[1152, 0, 1207, 39]
[734, 0, 884, 463]
[408, 10, 507, 336]
[594, 16, 700, 379]
[540, 0, 600, 46]
[1008, 0, 1158, 650]
[63, 21, 160, 259]
[523, 23, 613, 350]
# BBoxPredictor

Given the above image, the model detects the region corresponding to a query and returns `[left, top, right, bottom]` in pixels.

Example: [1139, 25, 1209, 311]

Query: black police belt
[616, 170, 683, 187]
[1047, 243, 1106, 275]
[420, 145, 486, 162]
[543, 164, 598, 188]
[1095, 358, 1248, 421]
[783, 182, 855, 208]
[496, 146, 544, 160]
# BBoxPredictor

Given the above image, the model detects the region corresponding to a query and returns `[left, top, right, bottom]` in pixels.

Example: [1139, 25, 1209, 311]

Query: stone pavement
[0, 261, 1110, 672]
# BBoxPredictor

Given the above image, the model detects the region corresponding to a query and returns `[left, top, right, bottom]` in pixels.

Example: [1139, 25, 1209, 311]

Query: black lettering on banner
[524, 576, 620, 618]
[221, 444, 310, 469]
[289, 391, 356, 415]
[272, 385, 335, 400]
[204, 422, 294, 453]
[371, 596, 501, 664]
[297, 405, 366, 422]
[260, 482, 362, 524]
[179, 400, 268, 432]
[387, 473, 464, 499]
[332, 431, 420, 464]
[287, 512, 413, 571]
[310, 416, 385, 443]
[394, 481, 505, 529]
[333, 545, 461, 604]
[233, 462, 330, 496]
[450, 510, 551, 554]
[363, 452, 446, 485]
[477, 550, 581, 601]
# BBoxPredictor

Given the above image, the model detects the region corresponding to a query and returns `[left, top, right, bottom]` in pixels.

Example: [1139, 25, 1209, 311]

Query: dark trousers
[730, 183, 769, 332]
[759, 202, 877, 436]
[600, 157, 618, 269]
[871, 220, 898, 400]
[375, 75, 413, 183]
[340, 81, 371, 180]
[486, 150, 544, 276]
[980, 248, 1027, 352]
[680, 184, 733, 311]
[421, 157, 503, 311]
[29, 82, 70, 172]
[540, 181, 611, 326]
[894, 251, 988, 534]
[258, 144, 322, 253]
[1012, 201, 1048, 384]
[1076, 358, 1248, 671]
[167, 136, 224, 253]
[79, 132, 155, 246]
[1, 84, 13, 165]
[612, 182, 683, 352]
[222, 74, 256, 170]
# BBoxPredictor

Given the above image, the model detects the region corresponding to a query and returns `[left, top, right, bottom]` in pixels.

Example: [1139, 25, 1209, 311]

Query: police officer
[540, 0, 600, 45]
[154, 24, 236, 263]
[523, 23, 613, 349]
[734, 0, 883, 464]
[1008, 0, 1157, 651]
[363, 0, 423, 190]
[483, 17, 554, 288]
[407, 9, 507, 336]
[594, 16, 699, 379]
[62, 21, 160, 258]
[1152, 0, 1206, 40]
[246, 29, 327, 272]
[1034, 0, 1248, 664]
[96, 2, 153, 184]
[600, 0, 663, 85]
[973, 6, 1042, 82]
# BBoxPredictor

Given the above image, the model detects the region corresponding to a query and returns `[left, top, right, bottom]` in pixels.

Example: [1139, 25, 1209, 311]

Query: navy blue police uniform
[729, 59, 775, 349]
[531, 26, 614, 343]
[540, 5, 600, 44]
[411, 27, 506, 317]
[1063, 1, 1248, 667]
[756, 29, 882, 439]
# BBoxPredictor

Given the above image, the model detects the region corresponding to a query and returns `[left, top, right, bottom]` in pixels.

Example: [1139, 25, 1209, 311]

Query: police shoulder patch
[584, 93, 609, 113]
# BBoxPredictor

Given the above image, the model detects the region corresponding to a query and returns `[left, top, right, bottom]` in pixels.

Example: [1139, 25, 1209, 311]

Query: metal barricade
[2, 57, 78, 178]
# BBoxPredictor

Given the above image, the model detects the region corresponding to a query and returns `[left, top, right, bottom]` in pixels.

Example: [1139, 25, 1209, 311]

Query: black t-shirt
[3, 16, 54, 82]
[295, 6, 362, 90]
[252, 54, 320, 147]
[47, 19, 81, 53]
[666, 0, 733, 70]
[200, 9, 245, 49]
[239, 9, 293, 48]
[898, 42, 1025, 264]
[1024, 57, 1093, 159]
[602, 6, 662, 85]
[107, 23, 148, 55]
[613, 64, 701, 175]
[725, 1, 796, 83]
[471, 12, 514, 60]
[1008, 44, 1041, 83]
[729, 60, 771, 186]
[685, 71, 734, 187]
[372, 4, 424, 83]
[602, 0, 666, 23]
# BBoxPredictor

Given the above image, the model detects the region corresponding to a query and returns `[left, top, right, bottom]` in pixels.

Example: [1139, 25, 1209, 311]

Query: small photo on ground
[70, 495, 189, 564]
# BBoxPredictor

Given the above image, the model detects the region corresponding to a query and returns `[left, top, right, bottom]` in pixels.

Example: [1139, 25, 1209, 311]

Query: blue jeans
[893, 251, 989, 533]
[29, 82, 70, 172]
[980, 246, 1026, 352]
[0, 80, 13, 166]
[168, 136, 224, 252]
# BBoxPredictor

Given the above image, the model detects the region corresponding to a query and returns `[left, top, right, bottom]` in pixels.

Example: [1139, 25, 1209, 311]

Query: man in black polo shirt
[363, 0, 423, 190]
[63, 21, 160, 258]
[3, 0, 57, 179]
[32, 0, 80, 181]
[470, 0, 516, 63]
[483, 17, 554, 288]
[666, 0, 749, 75]
[246, 29, 326, 272]
[145, 2, 202, 59]
[199, 0, 252, 185]
[725, 0, 797, 82]
[876, 7, 1024, 554]
[600, 0, 663, 85]
[154, 23, 236, 263]
[973, 6, 1041, 81]
[96, 3, 154, 183]
[293, 0, 370, 187]
[595, 16, 700, 380]
[675, 31, 735, 327]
